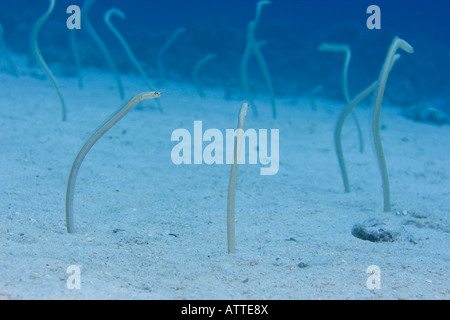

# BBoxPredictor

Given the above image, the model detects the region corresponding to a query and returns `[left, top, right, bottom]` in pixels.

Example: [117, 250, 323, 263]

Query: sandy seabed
[0, 58, 449, 300]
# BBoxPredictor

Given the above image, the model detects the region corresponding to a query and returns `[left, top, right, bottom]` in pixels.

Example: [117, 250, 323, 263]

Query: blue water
[0, 0, 449, 300]
[0, 0, 449, 110]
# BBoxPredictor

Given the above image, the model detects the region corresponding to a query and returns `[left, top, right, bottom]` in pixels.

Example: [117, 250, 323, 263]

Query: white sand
[0, 58, 449, 300]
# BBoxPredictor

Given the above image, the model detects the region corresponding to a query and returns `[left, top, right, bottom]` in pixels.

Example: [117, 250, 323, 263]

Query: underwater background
[1, 0, 450, 300]
[0, 0, 449, 114]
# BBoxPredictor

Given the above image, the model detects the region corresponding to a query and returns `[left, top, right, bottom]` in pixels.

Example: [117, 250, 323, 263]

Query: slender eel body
[82, 0, 124, 100]
[241, 1, 276, 118]
[334, 81, 377, 192]
[31, 0, 66, 121]
[319, 43, 364, 152]
[372, 37, 413, 212]
[227, 103, 249, 253]
[105, 8, 154, 90]
[65, 92, 162, 233]
[105, 8, 163, 113]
